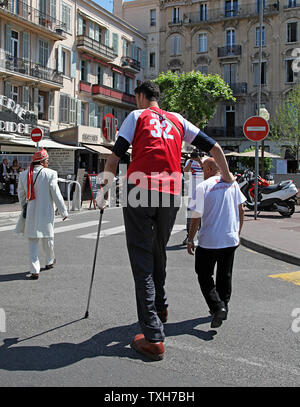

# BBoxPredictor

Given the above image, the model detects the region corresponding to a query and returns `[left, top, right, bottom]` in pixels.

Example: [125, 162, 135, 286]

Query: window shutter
[70, 97, 76, 125]
[22, 86, 30, 110]
[50, 0, 56, 19]
[78, 15, 83, 35]
[71, 50, 76, 78]
[33, 88, 39, 116]
[89, 102, 95, 127]
[171, 37, 175, 55]
[89, 21, 94, 39]
[22, 32, 29, 60]
[5, 25, 12, 54]
[4, 81, 11, 98]
[58, 45, 63, 72]
[77, 99, 81, 125]
[105, 30, 110, 47]
[48, 91, 55, 121]
[94, 25, 99, 42]
[141, 50, 146, 68]
[112, 33, 119, 54]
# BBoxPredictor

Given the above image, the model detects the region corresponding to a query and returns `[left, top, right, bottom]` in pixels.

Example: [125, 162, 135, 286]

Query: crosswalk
[0, 215, 185, 240]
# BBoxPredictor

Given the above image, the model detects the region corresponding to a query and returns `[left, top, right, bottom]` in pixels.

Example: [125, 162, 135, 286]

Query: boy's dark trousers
[195, 245, 238, 313]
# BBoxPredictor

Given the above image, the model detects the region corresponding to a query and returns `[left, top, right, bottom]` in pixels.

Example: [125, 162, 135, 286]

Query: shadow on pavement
[0, 317, 215, 371]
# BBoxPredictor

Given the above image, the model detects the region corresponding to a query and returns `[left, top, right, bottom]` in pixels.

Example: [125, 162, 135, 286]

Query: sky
[94, 0, 114, 13]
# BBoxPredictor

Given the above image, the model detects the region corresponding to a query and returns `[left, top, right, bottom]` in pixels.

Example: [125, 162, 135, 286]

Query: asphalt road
[0, 205, 300, 388]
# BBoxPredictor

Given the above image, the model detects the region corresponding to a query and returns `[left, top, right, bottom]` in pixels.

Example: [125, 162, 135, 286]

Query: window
[198, 33, 208, 52]
[11, 86, 18, 103]
[172, 7, 180, 23]
[255, 26, 266, 46]
[61, 2, 71, 33]
[39, 39, 49, 67]
[97, 65, 104, 85]
[125, 76, 131, 94]
[224, 63, 237, 84]
[123, 38, 129, 57]
[149, 52, 156, 68]
[253, 61, 266, 85]
[150, 9, 156, 26]
[62, 50, 66, 75]
[256, 0, 266, 12]
[225, 0, 238, 17]
[226, 29, 235, 46]
[11, 30, 19, 58]
[170, 35, 181, 55]
[198, 65, 208, 75]
[113, 71, 121, 90]
[81, 60, 89, 82]
[286, 59, 296, 82]
[81, 102, 87, 126]
[225, 105, 235, 138]
[198, 3, 207, 21]
[59, 93, 69, 123]
[288, 0, 297, 7]
[287, 22, 298, 42]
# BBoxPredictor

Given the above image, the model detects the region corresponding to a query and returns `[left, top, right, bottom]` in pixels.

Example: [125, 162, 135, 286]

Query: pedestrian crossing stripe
[268, 271, 300, 286]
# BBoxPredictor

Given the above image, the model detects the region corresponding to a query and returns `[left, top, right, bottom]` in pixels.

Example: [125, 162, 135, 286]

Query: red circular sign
[31, 127, 43, 143]
[243, 116, 269, 142]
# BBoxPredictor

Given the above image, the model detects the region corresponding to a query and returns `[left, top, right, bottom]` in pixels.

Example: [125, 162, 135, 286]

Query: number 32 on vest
[150, 119, 174, 139]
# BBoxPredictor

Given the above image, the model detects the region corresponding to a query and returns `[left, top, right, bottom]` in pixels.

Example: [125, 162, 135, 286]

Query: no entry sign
[30, 127, 43, 143]
[243, 116, 269, 142]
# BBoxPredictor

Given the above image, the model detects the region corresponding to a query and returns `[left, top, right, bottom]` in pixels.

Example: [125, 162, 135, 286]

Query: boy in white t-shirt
[182, 150, 205, 245]
[187, 158, 246, 328]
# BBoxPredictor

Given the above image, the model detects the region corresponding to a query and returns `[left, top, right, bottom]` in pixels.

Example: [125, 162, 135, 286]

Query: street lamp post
[259, 106, 270, 178]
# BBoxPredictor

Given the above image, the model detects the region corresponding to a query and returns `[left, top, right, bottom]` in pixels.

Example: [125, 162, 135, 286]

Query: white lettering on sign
[0, 120, 31, 134]
[0, 94, 30, 119]
[246, 126, 266, 132]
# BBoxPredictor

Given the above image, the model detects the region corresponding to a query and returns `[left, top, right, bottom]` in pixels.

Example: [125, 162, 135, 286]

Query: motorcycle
[236, 170, 298, 217]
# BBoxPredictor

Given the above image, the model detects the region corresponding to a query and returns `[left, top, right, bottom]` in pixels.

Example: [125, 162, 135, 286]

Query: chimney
[113, 0, 124, 18]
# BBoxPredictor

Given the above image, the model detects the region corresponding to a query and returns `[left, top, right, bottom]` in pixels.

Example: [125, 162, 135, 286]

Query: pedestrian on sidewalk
[15, 149, 68, 280]
[0, 158, 10, 195]
[187, 158, 246, 328]
[182, 150, 207, 245]
[97, 81, 235, 361]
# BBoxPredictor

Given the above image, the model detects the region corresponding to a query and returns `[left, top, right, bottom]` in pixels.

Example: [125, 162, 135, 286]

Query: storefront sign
[77, 125, 102, 145]
[48, 149, 75, 176]
[0, 94, 36, 136]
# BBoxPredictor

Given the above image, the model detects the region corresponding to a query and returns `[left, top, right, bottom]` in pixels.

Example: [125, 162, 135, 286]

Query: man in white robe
[15, 149, 68, 279]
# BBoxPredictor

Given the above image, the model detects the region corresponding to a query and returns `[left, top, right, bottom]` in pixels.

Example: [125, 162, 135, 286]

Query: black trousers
[195, 245, 238, 313]
[123, 185, 179, 342]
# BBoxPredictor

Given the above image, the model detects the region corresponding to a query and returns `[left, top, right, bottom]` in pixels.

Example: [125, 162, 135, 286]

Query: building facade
[115, 0, 300, 172]
[0, 0, 146, 176]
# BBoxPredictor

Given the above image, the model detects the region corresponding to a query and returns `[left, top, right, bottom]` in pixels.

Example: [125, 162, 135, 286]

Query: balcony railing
[0, 0, 66, 34]
[92, 84, 136, 106]
[76, 35, 116, 61]
[229, 82, 248, 94]
[218, 45, 242, 57]
[0, 54, 63, 86]
[283, 1, 300, 8]
[183, 2, 279, 25]
[121, 56, 141, 72]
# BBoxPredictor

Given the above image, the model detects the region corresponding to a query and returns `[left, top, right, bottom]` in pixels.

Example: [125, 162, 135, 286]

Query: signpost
[30, 127, 43, 151]
[243, 116, 269, 219]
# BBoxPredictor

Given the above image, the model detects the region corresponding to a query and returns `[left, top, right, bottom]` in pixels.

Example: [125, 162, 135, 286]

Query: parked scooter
[236, 170, 298, 217]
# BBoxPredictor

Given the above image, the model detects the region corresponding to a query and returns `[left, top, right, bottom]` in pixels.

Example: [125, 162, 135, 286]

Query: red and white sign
[30, 127, 43, 143]
[243, 116, 269, 142]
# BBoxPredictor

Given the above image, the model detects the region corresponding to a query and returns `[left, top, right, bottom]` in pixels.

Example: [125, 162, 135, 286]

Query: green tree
[239, 147, 272, 173]
[154, 70, 235, 128]
[270, 84, 300, 172]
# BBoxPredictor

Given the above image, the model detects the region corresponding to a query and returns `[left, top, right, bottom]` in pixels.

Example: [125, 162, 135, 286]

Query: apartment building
[0, 0, 146, 175]
[115, 0, 300, 172]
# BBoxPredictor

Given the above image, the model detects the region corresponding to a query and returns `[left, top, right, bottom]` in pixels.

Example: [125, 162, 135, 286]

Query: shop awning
[83, 144, 112, 156]
[8, 137, 84, 150]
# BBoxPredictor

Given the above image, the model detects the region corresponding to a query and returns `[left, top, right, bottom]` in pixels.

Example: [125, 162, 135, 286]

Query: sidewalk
[0, 200, 299, 266]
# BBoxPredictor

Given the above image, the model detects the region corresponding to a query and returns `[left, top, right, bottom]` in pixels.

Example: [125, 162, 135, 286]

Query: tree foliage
[154, 70, 236, 128]
[270, 84, 300, 171]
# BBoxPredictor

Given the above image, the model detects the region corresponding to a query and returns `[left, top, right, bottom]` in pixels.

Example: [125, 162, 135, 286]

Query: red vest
[127, 107, 184, 195]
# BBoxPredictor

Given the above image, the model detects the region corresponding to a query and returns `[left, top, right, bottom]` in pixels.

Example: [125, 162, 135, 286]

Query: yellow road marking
[269, 271, 300, 286]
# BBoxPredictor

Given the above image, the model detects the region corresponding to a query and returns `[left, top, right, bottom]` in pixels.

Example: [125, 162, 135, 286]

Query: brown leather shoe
[131, 334, 164, 361]
[45, 258, 56, 270]
[157, 308, 168, 323]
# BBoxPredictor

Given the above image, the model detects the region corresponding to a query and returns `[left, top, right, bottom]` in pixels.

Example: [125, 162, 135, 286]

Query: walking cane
[84, 208, 104, 319]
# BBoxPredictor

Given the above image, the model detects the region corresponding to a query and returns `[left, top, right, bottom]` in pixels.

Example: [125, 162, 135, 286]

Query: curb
[240, 237, 300, 267]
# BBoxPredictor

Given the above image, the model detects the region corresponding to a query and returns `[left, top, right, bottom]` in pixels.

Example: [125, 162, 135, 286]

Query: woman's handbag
[22, 168, 43, 219]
